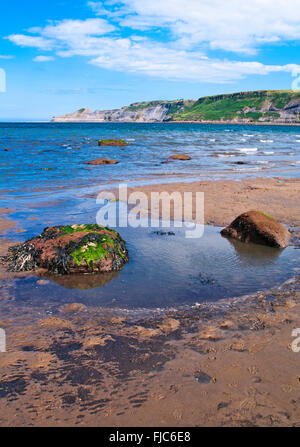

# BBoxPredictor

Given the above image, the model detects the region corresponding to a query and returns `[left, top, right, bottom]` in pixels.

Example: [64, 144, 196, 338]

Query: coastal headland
[53, 90, 300, 125]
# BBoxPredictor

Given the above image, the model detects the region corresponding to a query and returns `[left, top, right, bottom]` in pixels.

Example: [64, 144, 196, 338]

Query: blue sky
[0, 0, 300, 120]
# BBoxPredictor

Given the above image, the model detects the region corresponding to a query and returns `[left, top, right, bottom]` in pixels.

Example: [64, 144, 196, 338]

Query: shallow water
[1, 122, 299, 311]
[0, 123, 300, 210]
[4, 224, 299, 310]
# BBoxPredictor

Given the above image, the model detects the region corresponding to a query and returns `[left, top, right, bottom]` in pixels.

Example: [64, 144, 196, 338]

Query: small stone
[194, 371, 212, 384]
[217, 402, 229, 410]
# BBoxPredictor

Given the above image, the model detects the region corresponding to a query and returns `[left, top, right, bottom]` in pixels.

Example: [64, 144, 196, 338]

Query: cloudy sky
[0, 0, 300, 120]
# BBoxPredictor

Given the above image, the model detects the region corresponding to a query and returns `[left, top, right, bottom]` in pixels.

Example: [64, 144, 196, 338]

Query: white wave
[235, 167, 263, 171]
[217, 153, 235, 158]
[296, 140, 300, 143]
[240, 138, 246, 142]
[209, 138, 216, 142]
[243, 134, 254, 137]
[260, 139, 274, 143]
[263, 151, 274, 155]
[235, 147, 258, 153]
[127, 138, 135, 141]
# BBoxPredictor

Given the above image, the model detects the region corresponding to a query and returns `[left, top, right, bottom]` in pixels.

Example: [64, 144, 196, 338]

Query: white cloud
[6, 34, 53, 50]
[87, 39, 299, 82]
[0, 55, 14, 59]
[33, 55, 55, 62]
[30, 18, 116, 39]
[5, 5, 300, 83]
[96, 0, 300, 54]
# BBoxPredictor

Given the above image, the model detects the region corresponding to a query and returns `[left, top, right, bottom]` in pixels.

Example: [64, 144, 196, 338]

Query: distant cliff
[52, 90, 300, 124]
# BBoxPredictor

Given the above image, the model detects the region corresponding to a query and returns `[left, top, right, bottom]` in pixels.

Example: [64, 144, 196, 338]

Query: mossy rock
[3, 224, 129, 274]
[98, 139, 129, 147]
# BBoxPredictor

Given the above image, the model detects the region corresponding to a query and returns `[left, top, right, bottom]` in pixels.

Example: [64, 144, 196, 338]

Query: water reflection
[47, 270, 121, 290]
[223, 236, 283, 265]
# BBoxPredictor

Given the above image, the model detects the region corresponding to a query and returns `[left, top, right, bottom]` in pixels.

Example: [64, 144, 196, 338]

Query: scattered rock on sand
[221, 210, 290, 248]
[85, 158, 119, 165]
[98, 139, 129, 147]
[2, 224, 129, 274]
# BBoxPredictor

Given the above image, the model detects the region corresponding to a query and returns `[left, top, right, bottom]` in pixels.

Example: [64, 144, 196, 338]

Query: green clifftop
[169, 90, 300, 122]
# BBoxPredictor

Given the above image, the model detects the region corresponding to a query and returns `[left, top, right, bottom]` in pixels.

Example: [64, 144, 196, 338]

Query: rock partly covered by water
[98, 139, 129, 147]
[221, 210, 290, 248]
[85, 158, 119, 165]
[170, 154, 191, 160]
[3, 224, 129, 274]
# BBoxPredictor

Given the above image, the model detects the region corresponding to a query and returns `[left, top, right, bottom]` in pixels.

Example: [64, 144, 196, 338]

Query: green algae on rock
[2, 224, 129, 274]
[98, 139, 129, 147]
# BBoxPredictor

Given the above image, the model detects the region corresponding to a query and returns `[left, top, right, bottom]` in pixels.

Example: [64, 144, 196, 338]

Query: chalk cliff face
[52, 91, 300, 123]
[52, 102, 178, 123]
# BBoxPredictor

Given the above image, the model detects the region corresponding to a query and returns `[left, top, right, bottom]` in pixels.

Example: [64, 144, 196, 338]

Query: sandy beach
[0, 176, 299, 426]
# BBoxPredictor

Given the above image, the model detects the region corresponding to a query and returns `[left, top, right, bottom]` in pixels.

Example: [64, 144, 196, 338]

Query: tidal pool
[7, 224, 299, 309]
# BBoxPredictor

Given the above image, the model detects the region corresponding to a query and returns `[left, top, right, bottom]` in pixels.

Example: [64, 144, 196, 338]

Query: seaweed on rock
[2, 224, 129, 275]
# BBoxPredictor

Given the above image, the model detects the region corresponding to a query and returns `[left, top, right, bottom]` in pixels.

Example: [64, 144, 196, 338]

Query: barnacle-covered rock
[2, 224, 129, 274]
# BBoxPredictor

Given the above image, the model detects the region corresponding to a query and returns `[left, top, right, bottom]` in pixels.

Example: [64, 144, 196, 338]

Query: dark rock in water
[221, 210, 290, 248]
[85, 158, 119, 165]
[98, 139, 129, 147]
[3, 224, 129, 274]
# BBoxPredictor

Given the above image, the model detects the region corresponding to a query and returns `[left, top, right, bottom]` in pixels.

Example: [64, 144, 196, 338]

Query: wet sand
[0, 178, 300, 426]
[120, 177, 300, 230]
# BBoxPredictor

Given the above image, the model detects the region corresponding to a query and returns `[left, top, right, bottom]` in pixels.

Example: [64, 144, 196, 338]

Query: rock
[221, 210, 290, 248]
[60, 303, 87, 313]
[169, 154, 191, 160]
[3, 224, 129, 274]
[194, 371, 212, 384]
[85, 158, 119, 165]
[98, 139, 129, 147]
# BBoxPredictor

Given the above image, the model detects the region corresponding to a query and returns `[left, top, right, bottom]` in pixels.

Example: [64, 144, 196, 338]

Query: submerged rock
[85, 158, 119, 165]
[3, 224, 129, 274]
[221, 210, 290, 248]
[98, 139, 129, 147]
